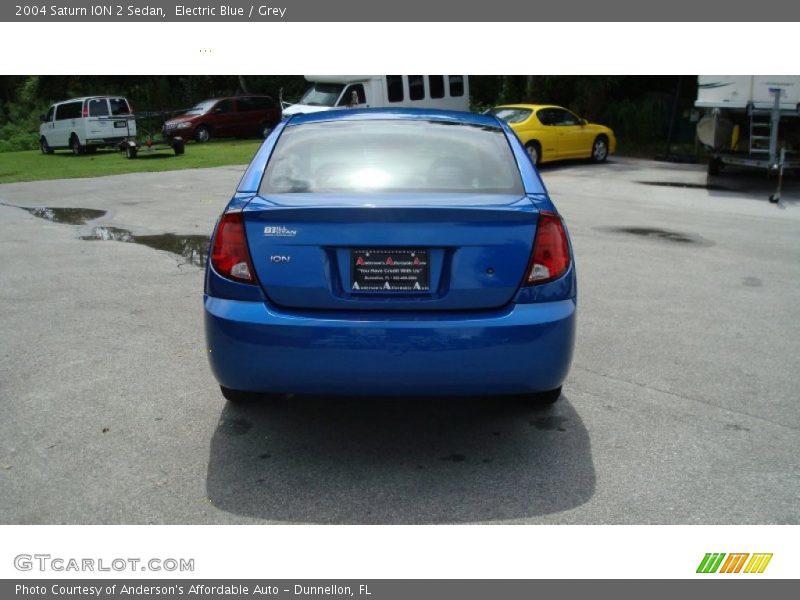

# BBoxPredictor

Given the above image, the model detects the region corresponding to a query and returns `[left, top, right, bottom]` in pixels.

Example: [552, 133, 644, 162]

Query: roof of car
[494, 104, 564, 111]
[53, 96, 127, 104]
[286, 107, 502, 127]
[202, 94, 274, 101]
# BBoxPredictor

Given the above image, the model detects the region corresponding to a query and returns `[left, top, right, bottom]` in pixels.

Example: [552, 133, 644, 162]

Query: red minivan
[163, 95, 282, 143]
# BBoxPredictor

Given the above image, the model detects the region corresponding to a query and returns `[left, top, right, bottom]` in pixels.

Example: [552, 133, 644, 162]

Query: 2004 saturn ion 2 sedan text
[204, 108, 576, 403]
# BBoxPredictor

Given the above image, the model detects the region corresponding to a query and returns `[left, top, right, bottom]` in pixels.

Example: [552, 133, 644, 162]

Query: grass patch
[0, 139, 263, 184]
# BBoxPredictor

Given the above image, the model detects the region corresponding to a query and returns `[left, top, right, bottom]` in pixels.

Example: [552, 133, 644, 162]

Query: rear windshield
[261, 119, 524, 195]
[109, 98, 131, 116]
[88, 98, 109, 117]
[489, 107, 532, 123]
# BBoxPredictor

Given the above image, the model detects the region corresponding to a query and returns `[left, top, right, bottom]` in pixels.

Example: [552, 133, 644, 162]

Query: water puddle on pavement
[81, 226, 210, 267]
[637, 180, 730, 192]
[5, 204, 210, 267]
[598, 226, 711, 246]
[17, 205, 107, 225]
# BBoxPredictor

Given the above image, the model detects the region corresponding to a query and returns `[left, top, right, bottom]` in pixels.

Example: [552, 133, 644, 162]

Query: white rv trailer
[282, 75, 470, 116]
[695, 76, 800, 200]
[696, 76, 800, 110]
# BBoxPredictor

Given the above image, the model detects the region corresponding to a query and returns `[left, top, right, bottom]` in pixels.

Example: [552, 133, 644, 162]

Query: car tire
[525, 140, 541, 166]
[220, 386, 256, 403]
[260, 123, 273, 139]
[590, 135, 609, 163]
[194, 125, 210, 143]
[40, 137, 54, 155]
[219, 385, 283, 403]
[70, 135, 84, 156]
[527, 386, 563, 405]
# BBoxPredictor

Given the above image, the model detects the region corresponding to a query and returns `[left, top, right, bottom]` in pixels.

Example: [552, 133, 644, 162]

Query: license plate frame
[350, 249, 430, 292]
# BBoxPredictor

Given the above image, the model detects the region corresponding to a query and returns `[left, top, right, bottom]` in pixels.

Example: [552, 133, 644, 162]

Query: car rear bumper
[204, 297, 576, 396]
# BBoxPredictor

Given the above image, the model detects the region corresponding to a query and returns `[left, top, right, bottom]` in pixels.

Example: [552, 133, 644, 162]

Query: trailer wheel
[173, 138, 185, 155]
[126, 145, 138, 159]
[708, 157, 721, 176]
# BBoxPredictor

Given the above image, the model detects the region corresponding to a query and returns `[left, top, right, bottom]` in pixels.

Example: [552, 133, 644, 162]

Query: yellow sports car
[488, 104, 616, 166]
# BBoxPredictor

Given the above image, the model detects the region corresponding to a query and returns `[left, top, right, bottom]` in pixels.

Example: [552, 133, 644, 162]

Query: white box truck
[282, 75, 470, 116]
[695, 76, 800, 199]
[696, 76, 800, 110]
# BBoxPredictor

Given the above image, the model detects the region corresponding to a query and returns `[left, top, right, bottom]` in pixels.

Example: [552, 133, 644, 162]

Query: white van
[282, 76, 470, 116]
[39, 96, 136, 155]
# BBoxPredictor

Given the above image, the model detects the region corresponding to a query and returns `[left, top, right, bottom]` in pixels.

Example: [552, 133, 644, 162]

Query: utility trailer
[695, 76, 800, 202]
[118, 111, 185, 159]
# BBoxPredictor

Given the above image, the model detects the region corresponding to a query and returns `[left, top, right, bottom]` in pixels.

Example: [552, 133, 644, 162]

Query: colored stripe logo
[697, 553, 773, 574]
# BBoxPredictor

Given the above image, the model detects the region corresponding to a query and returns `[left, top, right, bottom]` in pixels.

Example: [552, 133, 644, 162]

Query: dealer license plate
[350, 249, 430, 292]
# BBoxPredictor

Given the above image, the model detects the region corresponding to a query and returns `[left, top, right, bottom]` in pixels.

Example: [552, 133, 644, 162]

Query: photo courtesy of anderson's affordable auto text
[0, 1, 798, 596]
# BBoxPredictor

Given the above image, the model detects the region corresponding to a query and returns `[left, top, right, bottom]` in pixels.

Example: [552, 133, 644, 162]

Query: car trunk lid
[242, 193, 539, 311]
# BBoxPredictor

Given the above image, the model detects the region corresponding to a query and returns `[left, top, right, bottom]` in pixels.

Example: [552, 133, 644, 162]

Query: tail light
[210, 212, 256, 284]
[524, 211, 571, 285]
[82, 103, 89, 118]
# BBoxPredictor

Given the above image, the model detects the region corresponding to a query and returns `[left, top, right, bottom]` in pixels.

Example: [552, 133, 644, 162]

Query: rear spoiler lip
[240, 193, 543, 220]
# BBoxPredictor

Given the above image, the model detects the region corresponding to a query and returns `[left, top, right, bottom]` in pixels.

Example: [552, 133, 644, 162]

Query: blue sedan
[204, 108, 576, 403]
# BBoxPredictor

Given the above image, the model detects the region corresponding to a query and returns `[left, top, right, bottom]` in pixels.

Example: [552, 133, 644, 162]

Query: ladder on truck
[704, 85, 799, 202]
[748, 90, 786, 202]
[748, 91, 782, 166]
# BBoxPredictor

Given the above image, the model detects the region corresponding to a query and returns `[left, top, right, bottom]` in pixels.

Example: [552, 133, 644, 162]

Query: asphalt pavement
[0, 157, 798, 524]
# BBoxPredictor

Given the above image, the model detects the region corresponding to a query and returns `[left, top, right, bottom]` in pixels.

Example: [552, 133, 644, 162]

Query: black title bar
[5, 0, 800, 21]
[3, 580, 799, 600]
